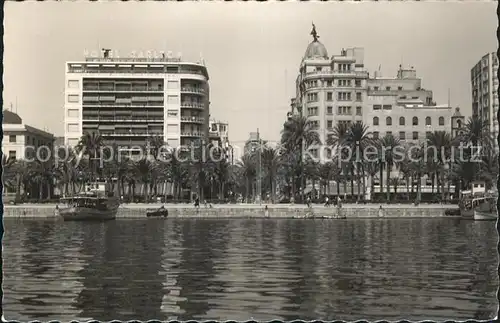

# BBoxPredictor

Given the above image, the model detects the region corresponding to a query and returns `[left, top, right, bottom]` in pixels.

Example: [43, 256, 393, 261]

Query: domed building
[2, 109, 55, 200]
[303, 39, 329, 60]
[2, 110, 23, 124]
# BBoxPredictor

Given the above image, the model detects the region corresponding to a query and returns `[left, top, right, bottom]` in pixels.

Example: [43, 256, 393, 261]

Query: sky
[3, 1, 497, 147]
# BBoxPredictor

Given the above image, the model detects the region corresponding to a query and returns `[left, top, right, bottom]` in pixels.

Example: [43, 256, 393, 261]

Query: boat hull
[460, 208, 474, 219]
[146, 209, 168, 218]
[474, 210, 498, 221]
[59, 206, 118, 221]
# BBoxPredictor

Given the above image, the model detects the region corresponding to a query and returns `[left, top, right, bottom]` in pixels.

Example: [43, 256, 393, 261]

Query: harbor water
[2, 217, 498, 321]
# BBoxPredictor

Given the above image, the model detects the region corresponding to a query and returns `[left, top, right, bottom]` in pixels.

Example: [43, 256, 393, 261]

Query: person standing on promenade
[324, 196, 330, 207]
[378, 205, 384, 217]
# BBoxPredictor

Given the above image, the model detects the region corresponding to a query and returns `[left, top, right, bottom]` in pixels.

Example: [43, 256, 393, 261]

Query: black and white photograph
[1, 1, 499, 321]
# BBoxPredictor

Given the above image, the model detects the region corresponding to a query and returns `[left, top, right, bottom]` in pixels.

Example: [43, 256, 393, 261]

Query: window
[386, 86, 391, 91]
[412, 117, 418, 126]
[326, 92, 333, 101]
[425, 117, 431, 126]
[356, 92, 362, 102]
[167, 95, 179, 104]
[355, 80, 361, 87]
[398, 86, 403, 90]
[167, 81, 179, 89]
[412, 132, 419, 140]
[373, 117, 379, 126]
[167, 110, 178, 117]
[373, 104, 381, 110]
[383, 105, 392, 110]
[356, 106, 362, 116]
[327, 106, 333, 114]
[307, 93, 318, 102]
[67, 123, 79, 133]
[67, 80, 79, 89]
[373, 131, 379, 139]
[307, 107, 318, 116]
[327, 120, 333, 128]
[439, 116, 445, 126]
[9, 135, 16, 143]
[67, 109, 79, 118]
[338, 92, 351, 101]
[399, 117, 405, 126]
[399, 132, 406, 140]
[67, 94, 79, 103]
[8, 150, 16, 161]
[386, 117, 392, 126]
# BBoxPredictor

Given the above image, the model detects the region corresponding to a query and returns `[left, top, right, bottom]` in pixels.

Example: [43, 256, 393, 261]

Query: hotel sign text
[83, 49, 182, 60]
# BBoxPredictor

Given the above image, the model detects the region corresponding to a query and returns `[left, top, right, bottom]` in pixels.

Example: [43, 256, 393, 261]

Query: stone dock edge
[2, 203, 459, 219]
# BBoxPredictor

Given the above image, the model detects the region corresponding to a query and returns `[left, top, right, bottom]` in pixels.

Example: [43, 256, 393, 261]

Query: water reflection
[3, 218, 498, 321]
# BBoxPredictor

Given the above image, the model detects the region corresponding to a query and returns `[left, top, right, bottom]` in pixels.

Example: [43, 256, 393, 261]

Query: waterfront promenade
[2, 202, 458, 219]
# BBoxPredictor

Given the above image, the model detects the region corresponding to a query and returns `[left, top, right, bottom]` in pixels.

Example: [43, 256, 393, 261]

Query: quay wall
[2, 204, 458, 219]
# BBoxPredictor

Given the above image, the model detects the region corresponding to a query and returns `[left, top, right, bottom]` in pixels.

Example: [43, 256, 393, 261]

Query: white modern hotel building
[64, 50, 210, 153]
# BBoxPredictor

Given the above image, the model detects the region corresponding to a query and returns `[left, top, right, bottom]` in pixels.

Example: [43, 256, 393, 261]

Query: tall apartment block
[291, 25, 461, 160]
[64, 50, 210, 153]
[471, 52, 498, 148]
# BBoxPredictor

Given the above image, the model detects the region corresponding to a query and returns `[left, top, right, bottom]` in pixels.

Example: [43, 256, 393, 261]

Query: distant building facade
[471, 52, 498, 148]
[291, 25, 460, 160]
[2, 110, 55, 199]
[289, 24, 459, 197]
[64, 49, 210, 154]
[2, 110, 55, 161]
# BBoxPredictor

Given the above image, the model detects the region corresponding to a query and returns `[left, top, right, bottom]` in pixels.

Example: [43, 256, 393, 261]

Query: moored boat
[473, 196, 498, 221]
[146, 206, 169, 218]
[58, 181, 120, 221]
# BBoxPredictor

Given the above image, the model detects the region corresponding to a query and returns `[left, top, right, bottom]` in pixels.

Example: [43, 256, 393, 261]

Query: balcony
[181, 132, 204, 137]
[180, 102, 204, 110]
[82, 116, 163, 122]
[100, 131, 164, 137]
[82, 102, 164, 107]
[181, 87, 205, 94]
[180, 116, 205, 124]
[83, 85, 164, 92]
[303, 70, 368, 79]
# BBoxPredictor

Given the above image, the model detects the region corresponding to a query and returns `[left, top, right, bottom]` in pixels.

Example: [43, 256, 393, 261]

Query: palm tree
[147, 135, 167, 160]
[344, 122, 373, 201]
[236, 154, 256, 202]
[280, 114, 321, 201]
[76, 132, 105, 178]
[426, 131, 453, 201]
[261, 146, 281, 203]
[380, 134, 401, 201]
